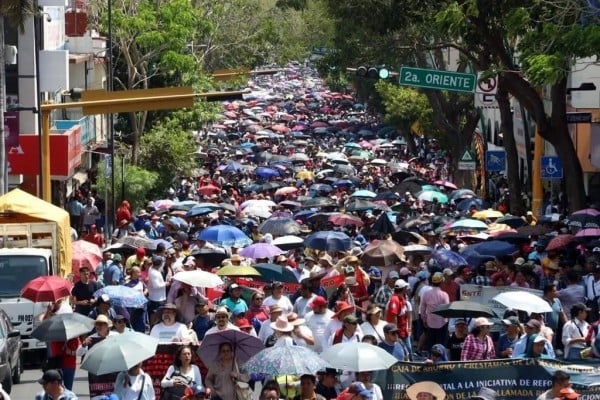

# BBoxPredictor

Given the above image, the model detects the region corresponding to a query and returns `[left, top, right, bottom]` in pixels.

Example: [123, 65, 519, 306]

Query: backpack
[160, 368, 193, 400]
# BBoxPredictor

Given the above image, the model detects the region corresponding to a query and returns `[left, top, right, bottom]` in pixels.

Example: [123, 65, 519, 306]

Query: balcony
[54, 116, 96, 146]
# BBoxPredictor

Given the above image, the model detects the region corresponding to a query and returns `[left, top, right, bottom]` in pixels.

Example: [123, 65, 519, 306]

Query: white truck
[0, 223, 60, 355]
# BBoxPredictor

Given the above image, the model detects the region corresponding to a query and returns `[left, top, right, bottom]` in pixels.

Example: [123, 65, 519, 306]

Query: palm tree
[0, 0, 35, 194]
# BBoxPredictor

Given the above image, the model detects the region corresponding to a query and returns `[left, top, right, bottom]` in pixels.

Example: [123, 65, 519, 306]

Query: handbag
[235, 381, 253, 400]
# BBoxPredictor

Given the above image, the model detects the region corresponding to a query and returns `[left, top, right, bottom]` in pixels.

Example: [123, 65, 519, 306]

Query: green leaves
[375, 81, 433, 131]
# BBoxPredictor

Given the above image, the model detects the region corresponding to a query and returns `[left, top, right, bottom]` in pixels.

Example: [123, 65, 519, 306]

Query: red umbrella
[271, 124, 289, 133]
[433, 180, 458, 190]
[21, 276, 73, 303]
[274, 186, 298, 196]
[198, 185, 221, 196]
[545, 234, 575, 251]
[329, 213, 364, 227]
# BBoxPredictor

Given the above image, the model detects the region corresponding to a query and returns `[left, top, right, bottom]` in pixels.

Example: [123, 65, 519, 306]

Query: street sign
[458, 149, 476, 170]
[486, 150, 506, 172]
[476, 73, 498, 95]
[566, 112, 592, 124]
[399, 67, 476, 93]
[540, 156, 563, 179]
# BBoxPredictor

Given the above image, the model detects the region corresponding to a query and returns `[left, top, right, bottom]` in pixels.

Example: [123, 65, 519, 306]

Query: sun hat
[366, 305, 382, 315]
[333, 301, 355, 319]
[94, 314, 113, 327]
[270, 315, 294, 332]
[474, 317, 494, 327]
[342, 314, 359, 324]
[406, 381, 446, 400]
[287, 313, 306, 326]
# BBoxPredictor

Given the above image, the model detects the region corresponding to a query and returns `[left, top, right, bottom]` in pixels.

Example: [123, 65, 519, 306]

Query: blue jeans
[62, 367, 75, 390]
[128, 306, 147, 333]
[400, 336, 413, 360]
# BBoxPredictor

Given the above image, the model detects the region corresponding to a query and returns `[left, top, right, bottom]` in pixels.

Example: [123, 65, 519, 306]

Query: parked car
[0, 307, 21, 393]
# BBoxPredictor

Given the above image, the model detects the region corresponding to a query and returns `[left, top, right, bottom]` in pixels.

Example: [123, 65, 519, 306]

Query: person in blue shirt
[103, 254, 124, 286]
[377, 323, 405, 361]
[220, 284, 248, 316]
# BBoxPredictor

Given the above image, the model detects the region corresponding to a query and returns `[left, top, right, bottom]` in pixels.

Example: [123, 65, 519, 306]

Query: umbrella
[450, 219, 488, 230]
[302, 197, 336, 208]
[495, 215, 527, 228]
[72, 240, 103, 274]
[153, 199, 175, 210]
[216, 264, 261, 277]
[272, 235, 304, 250]
[244, 206, 272, 219]
[371, 213, 396, 235]
[172, 270, 223, 288]
[198, 184, 221, 196]
[455, 197, 484, 211]
[398, 216, 431, 231]
[575, 228, 600, 239]
[350, 190, 377, 198]
[93, 285, 148, 308]
[539, 213, 562, 224]
[486, 223, 516, 237]
[255, 167, 280, 179]
[417, 190, 448, 204]
[568, 214, 600, 229]
[461, 240, 517, 257]
[253, 263, 299, 283]
[197, 225, 252, 247]
[430, 249, 469, 270]
[21, 276, 73, 303]
[432, 301, 497, 319]
[433, 180, 458, 190]
[199, 330, 264, 365]
[304, 231, 352, 252]
[545, 234, 575, 251]
[275, 187, 299, 197]
[259, 218, 301, 236]
[493, 232, 531, 244]
[449, 189, 477, 201]
[346, 199, 379, 212]
[296, 170, 314, 180]
[310, 184, 334, 193]
[320, 342, 397, 371]
[329, 214, 364, 227]
[492, 291, 553, 313]
[243, 344, 329, 378]
[517, 224, 551, 236]
[190, 248, 229, 267]
[361, 240, 405, 267]
[80, 332, 159, 375]
[31, 313, 95, 341]
[238, 243, 284, 259]
[472, 209, 504, 220]
[403, 244, 433, 255]
[374, 191, 400, 201]
[118, 235, 157, 250]
[392, 230, 428, 245]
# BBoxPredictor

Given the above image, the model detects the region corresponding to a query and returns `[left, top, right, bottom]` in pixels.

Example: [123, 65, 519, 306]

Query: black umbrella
[432, 301, 497, 319]
[374, 191, 401, 201]
[496, 215, 527, 228]
[398, 216, 431, 231]
[346, 199, 379, 212]
[191, 248, 229, 267]
[391, 230, 428, 245]
[371, 213, 396, 235]
[303, 197, 336, 209]
[494, 232, 531, 244]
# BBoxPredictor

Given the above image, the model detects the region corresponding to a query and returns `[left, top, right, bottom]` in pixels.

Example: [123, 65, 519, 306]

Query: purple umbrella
[430, 249, 469, 271]
[575, 228, 600, 239]
[238, 243, 284, 259]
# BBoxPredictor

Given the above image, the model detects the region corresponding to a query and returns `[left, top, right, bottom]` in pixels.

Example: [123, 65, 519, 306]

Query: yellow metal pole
[531, 129, 544, 217]
[41, 109, 51, 202]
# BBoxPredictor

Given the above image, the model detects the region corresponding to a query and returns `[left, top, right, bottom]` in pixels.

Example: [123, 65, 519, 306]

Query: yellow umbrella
[472, 209, 504, 220]
[296, 170, 313, 180]
[486, 223, 514, 236]
[216, 264, 261, 277]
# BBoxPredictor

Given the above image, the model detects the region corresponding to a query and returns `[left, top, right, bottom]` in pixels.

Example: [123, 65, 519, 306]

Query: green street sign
[399, 66, 477, 93]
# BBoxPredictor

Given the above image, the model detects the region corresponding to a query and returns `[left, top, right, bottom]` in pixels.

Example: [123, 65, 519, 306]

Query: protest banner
[373, 359, 600, 400]
[321, 275, 345, 297]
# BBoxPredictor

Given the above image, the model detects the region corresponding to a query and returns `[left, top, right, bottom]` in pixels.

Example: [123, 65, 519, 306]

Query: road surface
[11, 364, 90, 400]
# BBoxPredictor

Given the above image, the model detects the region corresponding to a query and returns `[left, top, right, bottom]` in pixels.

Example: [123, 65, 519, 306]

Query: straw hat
[406, 381, 446, 400]
[333, 301, 355, 319]
[94, 314, 113, 328]
[287, 312, 305, 326]
[270, 315, 294, 332]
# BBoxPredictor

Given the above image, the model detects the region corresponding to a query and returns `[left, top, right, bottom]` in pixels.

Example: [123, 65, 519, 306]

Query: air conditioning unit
[3, 45, 17, 65]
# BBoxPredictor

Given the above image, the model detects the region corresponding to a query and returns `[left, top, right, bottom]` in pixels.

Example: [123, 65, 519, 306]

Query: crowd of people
[37, 62, 600, 400]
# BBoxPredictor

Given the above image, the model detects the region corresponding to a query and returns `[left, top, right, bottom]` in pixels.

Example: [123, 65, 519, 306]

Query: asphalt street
[10, 364, 90, 400]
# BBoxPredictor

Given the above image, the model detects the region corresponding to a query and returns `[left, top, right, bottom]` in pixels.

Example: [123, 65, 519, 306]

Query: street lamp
[567, 82, 597, 94]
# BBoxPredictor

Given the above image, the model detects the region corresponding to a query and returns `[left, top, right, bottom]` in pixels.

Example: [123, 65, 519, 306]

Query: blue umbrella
[223, 161, 244, 173]
[430, 249, 469, 270]
[293, 210, 315, 223]
[351, 189, 377, 198]
[94, 286, 148, 308]
[456, 197, 484, 211]
[197, 225, 252, 247]
[255, 167, 280, 179]
[152, 238, 173, 250]
[461, 240, 517, 257]
[254, 263, 299, 283]
[304, 231, 352, 252]
[332, 179, 355, 188]
[186, 207, 215, 218]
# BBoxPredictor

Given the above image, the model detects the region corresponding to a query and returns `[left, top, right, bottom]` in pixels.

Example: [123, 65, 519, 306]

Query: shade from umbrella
[259, 218, 301, 236]
[430, 249, 469, 270]
[239, 243, 284, 259]
[492, 291, 553, 313]
[21, 276, 73, 303]
[93, 285, 148, 308]
[80, 332, 159, 375]
[304, 231, 352, 252]
[31, 313, 95, 341]
[545, 234, 575, 251]
[432, 301, 496, 319]
[197, 225, 252, 247]
[516, 224, 551, 236]
[172, 270, 223, 288]
[199, 330, 264, 366]
[242, 344, 329, 378]
[461, 240, 517, 257]
[253, 263, 298, 283]
[320, 342, 397, 371]
[216, 264, 261, 277]
[329, 214, 364, 227]
[190, 248, 229, 267]
[72, 240, 103, 275]
[361, 240, 405, 267]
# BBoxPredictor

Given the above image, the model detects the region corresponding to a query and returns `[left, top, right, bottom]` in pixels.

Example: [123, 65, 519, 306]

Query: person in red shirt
[385, 279, 412, 360]
[82, 224, 104, 248]
[49, 337, 80, 391]
[116, 200, 132, 224]
[440, 268, 460, 302]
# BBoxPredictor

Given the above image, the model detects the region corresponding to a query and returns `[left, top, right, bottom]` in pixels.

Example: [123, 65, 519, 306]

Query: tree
[0, 0, 35, 195]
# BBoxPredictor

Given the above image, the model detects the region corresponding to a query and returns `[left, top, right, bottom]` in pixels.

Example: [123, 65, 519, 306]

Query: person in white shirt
[304, 296, 334, 353]
[293, 282, 317, 318]
[270, 315, 296, 347]
[149, 304, 190, 343]
[263, 282, 293, 314]
[204, 306, 240, 336]
[323, 301, 363, 347]
[147, 256, 167, 318]
[113, 362, 155, 400]
[562, 302, 590, 360]
[258, 305, 283, 344]
[328, 314, 363, 346]
[287, 312, 314, 348]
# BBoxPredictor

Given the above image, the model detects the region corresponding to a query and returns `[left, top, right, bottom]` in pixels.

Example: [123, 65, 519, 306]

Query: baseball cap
[514, 257, 526, 266]
[354, 382, 373, 399]
[383, 323, 398, 334]
[394, 279, 409, 289]
[196, 297, 209, 306]
[533, 334, 548, 344]
[442, 268, 453, 276]
[399, 267, 411, 276]
[593, 247, 600, 253]
[455, 318, 467, 326]
[38, 369, 63, 384]
[230, 283, 240, 290]
[501, 316, 520, 326]
[152, 256, 164, 265]
[309, 296, 327, 308]
[526, 319, 542, 329]
[388, 270, 400, 279]
[343, 314, 359, 324]
[112, 253, 122, 262]
[474, 317, 494, 327]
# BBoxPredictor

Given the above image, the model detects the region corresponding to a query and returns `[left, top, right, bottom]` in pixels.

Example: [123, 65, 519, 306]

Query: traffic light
[355, 66, 390, 80]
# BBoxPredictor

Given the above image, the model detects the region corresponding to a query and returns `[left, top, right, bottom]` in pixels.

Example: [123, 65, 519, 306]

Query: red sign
[7, 125, 83, 177]
[321, 275, 345, 296]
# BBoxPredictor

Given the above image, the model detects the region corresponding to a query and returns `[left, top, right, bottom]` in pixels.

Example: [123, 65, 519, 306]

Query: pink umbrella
[359, 140, 373, 149]
[545, 234, 575, 251]
[329, 214, 364, 227]
[223, 111, 238, 119]
[271, 124, 289, 133]
[310, 121, 329, 128]
[72, 240, 103, 276]
[198, 185, 221, 196]
[292, 124, 307, 131]
[434, 180, 458, 190]
[153, 199, 175, 210]
[275, 186, 298, 196]
[238, 243, 284, 259]
[575, 228, 600, 238]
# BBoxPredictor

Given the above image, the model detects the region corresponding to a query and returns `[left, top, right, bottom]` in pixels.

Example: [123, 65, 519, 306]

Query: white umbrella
[319, 342, 398, 371]
[370, 158, 388, 166]
[272, 235, 304, 247]
[403, 244, 433, 255]
[80, 332, 159, 375]
[172, 270, 223, 288]
[241, 199, 277, 209]
[244, 206, 272, 219]
[492, 291, 553, 313]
